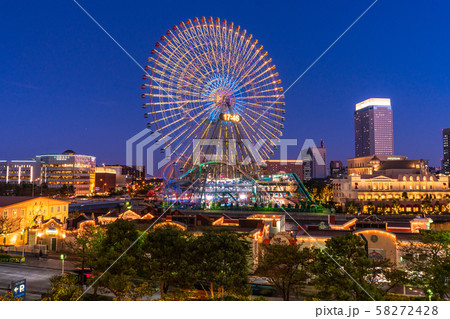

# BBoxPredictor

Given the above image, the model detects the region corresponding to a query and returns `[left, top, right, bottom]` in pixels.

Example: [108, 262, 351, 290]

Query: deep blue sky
[1, 0, 449, 167]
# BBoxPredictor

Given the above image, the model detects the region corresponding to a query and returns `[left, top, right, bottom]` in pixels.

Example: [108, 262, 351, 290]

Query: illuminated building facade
[94, 166, 117, 193]
[36, 150, 96, 195]
[443, 128, 450, 175]
[354, 98, 393, 157]
[347, 155, 427, 176]
[0, 196, 69, 247]
[332, 173, 450, 212]
[0, 160, 39, 184]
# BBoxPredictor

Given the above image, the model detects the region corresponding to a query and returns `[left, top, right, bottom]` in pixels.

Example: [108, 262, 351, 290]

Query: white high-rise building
[354, 98, 394, 157]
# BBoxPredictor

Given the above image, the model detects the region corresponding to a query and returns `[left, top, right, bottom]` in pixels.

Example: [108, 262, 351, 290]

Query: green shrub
[0, 254, 25, 263]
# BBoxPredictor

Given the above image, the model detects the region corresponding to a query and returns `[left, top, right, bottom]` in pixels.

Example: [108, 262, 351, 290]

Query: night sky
[1, 0, 449, 168]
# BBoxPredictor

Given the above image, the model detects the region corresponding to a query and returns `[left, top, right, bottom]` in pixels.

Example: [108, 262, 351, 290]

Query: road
[0, 262, 61, 300]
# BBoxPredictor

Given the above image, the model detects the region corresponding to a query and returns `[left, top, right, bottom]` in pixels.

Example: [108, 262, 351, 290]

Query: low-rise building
[347, 155, 427, 176]
[264, 160, 303, 180]
[94, 166, 117, 193]
[0, 196, 69, 246]
[332, 174, 450, 212]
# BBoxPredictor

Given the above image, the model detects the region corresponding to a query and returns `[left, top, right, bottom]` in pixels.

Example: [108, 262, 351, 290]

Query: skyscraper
[354, 98, 393, 157]
[443, 128, 450, 175]
[302, 139, 327, 180]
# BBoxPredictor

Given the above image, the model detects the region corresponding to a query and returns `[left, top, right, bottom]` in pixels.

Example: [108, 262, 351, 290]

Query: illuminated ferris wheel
[142, 17, 285, 178]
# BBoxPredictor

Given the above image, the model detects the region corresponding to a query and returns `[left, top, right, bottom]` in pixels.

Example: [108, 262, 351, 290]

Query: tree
[90, 219, 149, 300]
[420, 198, 433, 214]
[0, 215, 21, 248]
[67, 224, 105, 286]
[366, 202, 376, 215]
[402, 231, 450, 299]
[257, 243, 313, 300]
[346, 201, 360, 215]
[310, 234, 386, 300]
[112, 282, 154, 301]
[43, 275, 83, 301]
[190, 230, 251, 299]
[142, 225, 191, 297]
[0, 291, 22, 301]
[391, 199, 401, 215]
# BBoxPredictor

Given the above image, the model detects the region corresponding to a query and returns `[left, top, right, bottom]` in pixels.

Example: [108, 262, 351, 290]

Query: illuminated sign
[11, 279, 26, 298]
[219, 113, 241, 123]
[46, 228, 58, 235]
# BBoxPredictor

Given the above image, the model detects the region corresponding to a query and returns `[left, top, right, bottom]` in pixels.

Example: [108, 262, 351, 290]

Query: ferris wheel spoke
[237, 62, 275, 90]
[232, 39, 258, 79]
[233, 45, 264, 82]
[241, 106, 282, 125]
[242, 80, 279, 94]
[154, 65, 205, 92]
[237, 94, 284, 100]
[237, 101, 284, 114]
[151, 104, 209, 129]
[229, 32, 252, 77]
[237, 66, 276, 90]
[260, 119, 282, 136]
[143, 85, 204, 99]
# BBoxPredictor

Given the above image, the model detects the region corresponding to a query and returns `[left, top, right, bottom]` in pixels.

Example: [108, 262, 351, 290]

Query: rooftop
[355, 98, 391, 111]
[0, 196, 36, 207]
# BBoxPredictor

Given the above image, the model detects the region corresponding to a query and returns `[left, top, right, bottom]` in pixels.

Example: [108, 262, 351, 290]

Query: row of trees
[0, 182, 74, 197]
[45, 219, 449, 301]
[48, 221, 251, 300]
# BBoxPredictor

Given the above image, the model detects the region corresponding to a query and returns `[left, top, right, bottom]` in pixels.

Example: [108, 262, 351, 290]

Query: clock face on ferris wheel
[142, 17, 285, 172]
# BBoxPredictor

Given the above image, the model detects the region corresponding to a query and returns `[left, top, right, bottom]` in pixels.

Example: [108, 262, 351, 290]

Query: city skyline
[1, 1, 449, 167]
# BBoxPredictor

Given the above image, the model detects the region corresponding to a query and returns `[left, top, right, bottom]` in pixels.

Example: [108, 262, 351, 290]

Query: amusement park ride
[141, 17, 314, 207]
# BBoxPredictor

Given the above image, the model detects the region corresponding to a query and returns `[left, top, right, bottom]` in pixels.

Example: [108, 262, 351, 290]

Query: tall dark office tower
[354, 98, 393, 157]
[443, 128, 450, 174]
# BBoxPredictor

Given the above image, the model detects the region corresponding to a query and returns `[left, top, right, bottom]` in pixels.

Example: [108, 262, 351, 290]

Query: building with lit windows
[0, 196, 69, 247]
[264, 160, 303, 180]
[354, 98, 393, 157]
[347, 155, 427, 176]
[443, 128, 450, 175]
[36, 150, 96, 195]
[0, 160, 39, 184]
[330, 160, 347, 179]
[94, 166, 117, 193]
[332, 173, 450, 212]
[106, 165, 145, 182]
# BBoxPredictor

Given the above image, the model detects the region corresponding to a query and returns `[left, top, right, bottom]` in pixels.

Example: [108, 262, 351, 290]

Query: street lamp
[60, 254, 66, 275]
[21, 228, 28, 261]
